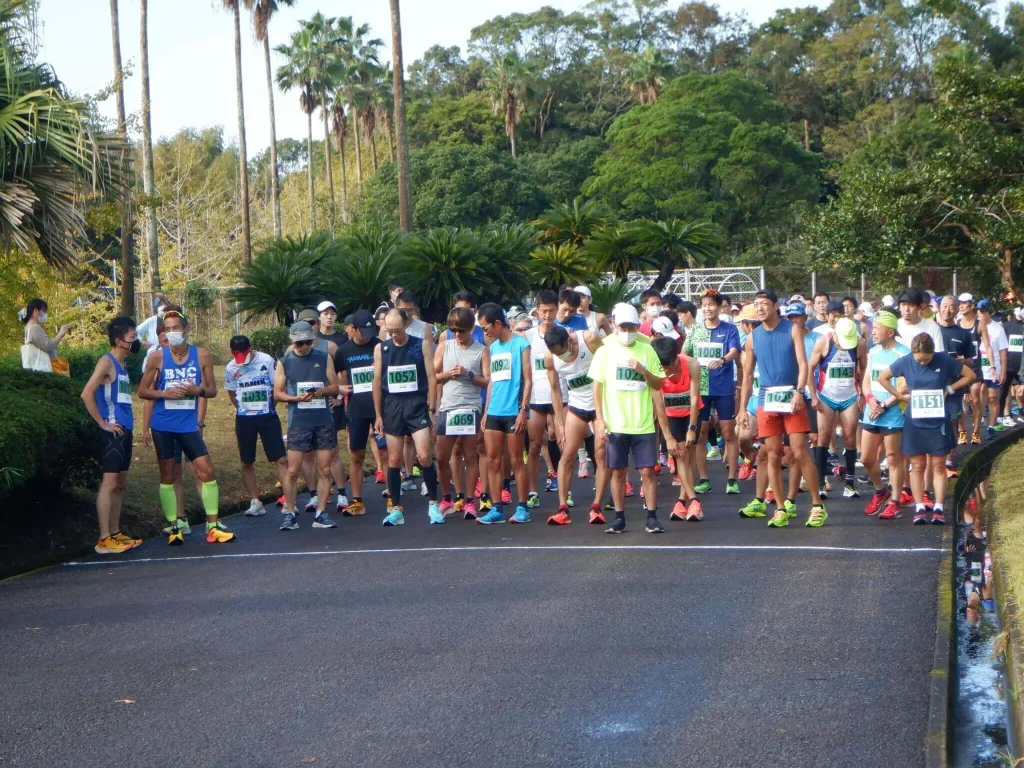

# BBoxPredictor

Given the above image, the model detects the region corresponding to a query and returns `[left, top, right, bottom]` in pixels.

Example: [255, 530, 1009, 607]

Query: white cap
[958, 293, 975, 303]
[575, 286, 592, 298]
[651, 316, 680, 339]
[881, 295, 895, 307]
[789, 294, 805, 304]
[612, 302, 640, 326]
[858, 301, 873, 315]
[1015, 307, 1024, 320]
[317, 300, 337, 313]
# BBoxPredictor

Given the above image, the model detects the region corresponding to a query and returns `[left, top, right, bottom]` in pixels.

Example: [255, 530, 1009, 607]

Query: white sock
[916, 503, 926, 512]
[934, 503, 943, 512]
[578, 448, 586, 462]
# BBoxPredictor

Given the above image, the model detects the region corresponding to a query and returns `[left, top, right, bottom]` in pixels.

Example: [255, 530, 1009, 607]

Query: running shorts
[756, 407, 811, 438]
[698, 393, 736, 422]
[485, 414, 521, 433]
[287, 424, 337, 453]
[348, 417, 374, 452]
[382, 396, 431, 437]
[100, 429, 133, 474]
[606, 432, 657, 469]
[901, 418, 954, 457]
[235, 414, 286, 465]
[435, 408, 482, 437]
[151, 429, 209, 462]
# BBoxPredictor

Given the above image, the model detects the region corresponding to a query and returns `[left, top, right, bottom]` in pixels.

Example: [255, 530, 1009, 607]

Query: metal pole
[684, 269, 691, 302]
[759, 267, 765, 290]
[953, 269, 958, 296]
[811, 271, 817, 297]
[908, 274, 913, 287]
[860, 272, 865, 302]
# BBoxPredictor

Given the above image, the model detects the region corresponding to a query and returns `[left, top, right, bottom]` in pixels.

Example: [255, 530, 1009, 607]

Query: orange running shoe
[878, 499, 902, 519]
[685, 498, 704, 521]
[958, 430, 967, 445]
[971, 433, 982, 445]
[670, 499, 687, 521]
[899, 489, 914, 507]
[923, 491, 934, 506]
[765, 487, 776, 504]
[375, 469, 385, 484]
[864, 488, 890, 516]
[946, 466, 959, 479]
[206, 522, 236, 544]
[588, 504, 606, 525]
[501, 488, 512, 504]
[737, 461, 754, 482]
[276, 494, 286, 508]
[547, 505, 572, 525]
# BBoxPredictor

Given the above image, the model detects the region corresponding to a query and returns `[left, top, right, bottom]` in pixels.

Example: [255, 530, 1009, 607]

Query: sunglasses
[450, 326, 471, 333]
[294, 340, 313, 347]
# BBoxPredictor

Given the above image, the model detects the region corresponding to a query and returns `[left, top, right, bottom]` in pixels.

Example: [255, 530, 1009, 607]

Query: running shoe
[805, 505, 828, 528]
[767, 510, 790, 528]
[420, 481, 429, 497]
[765, 488, 776, 504]
[95, 535, 132, 555]
[474, 478, 483, 497]
[342, 500, 366, 516]
[645, 517, 664, 534]
[706, 446, 721, 460]
[640, 483, 645, 499]
[589, 505, 606, 525]
[501, 489, 512, 504]
[668, 456, 677, 475]
[548, 505, 572, 525]
[477, 507, 505, 525]
[439, 498, 455, 517]
[605, 516, 626, 534]
[567, 491, 576, 508]
[413, 465, 422, 478]
[279, 512, 299, 531]
[827, 452, 840, 467]
[899, 489, 914, 507]
[992, 424, 1005, 434]
[526, 492, 540, 508]
[694, 479, 712, 494]
[671, 475, 681, 487]
[400, 478, 418, 492]
[510, 505, 532, 524]
[462, 501, 477, 520]
[878, 500, 901, 519]
[972, 433, 982, 445]
[931, 510, 946, 525]
[686, 498, 704, 522]
[913, 509, 929, 525]
[659, 451, 668, 467]
[923, 491, 934, 506]
[375, 469, 385, 484]
[818, 485, 829, 500]
[206, 522, 236, 543]
[725, 479, 740, 495]
[304, 495, 319, 514]
[428, 502, 445, 525]
[112, 531, 142, 548]
[653, 463, 663, 476]
[244, 499, 266, 517]
[946, 466, 959, 479]
[864, 489, 891, 516]
[832, 464, 845, 479]
[276, 494, 285, 509]
[856, 474, 873, 486]
[739, 499, 767, 518]
[843, 484, 860, 499]
[313, 512, 337, 529]
[798, 477, 808, 493]
[670, 499, 687, 521]
[958, 430, 967, 445]
[737, 461, 754, 482]
[578, 460, 590, 479]
[338, 490, 349, 508]
[822, 476, 833, 492]
[477, 495, 493, 513]
[383, 508, 406, 526]
[1002, 416, 1017, 428]
[625, 481, 635, 497]
[168, 522, 186, 545]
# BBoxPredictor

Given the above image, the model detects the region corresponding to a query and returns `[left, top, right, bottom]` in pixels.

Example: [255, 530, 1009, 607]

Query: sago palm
[321, 243, 399, 315]
[533, 198, 611, 248]
[583, 224, 648, 280]
[627, 219, 721, 291]
[480, 223, 534, 304]
[587, 280, 640, 315]
[231, 234, 337, 324]
[400, 228, 490, 314]
[527, 243, 597, 289]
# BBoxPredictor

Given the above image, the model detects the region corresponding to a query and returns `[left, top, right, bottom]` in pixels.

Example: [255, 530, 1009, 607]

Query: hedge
[0, 369, 102, 498]
[0, 346, 144, 384]
[249, 326, 290, 359]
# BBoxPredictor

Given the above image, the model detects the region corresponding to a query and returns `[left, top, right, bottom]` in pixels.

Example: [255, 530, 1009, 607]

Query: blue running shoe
[382, 508, 405, 526]
[477, 507, 505, 525]
[279, 512, 299, 531]
[428, 502, 445, 524]
[545, 474, 558, 492]
[510, 505, 532, 524]
[312, 512, 337, 529]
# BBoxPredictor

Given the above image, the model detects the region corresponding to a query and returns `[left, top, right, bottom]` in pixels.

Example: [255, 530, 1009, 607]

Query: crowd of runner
[81, 283, 1024, 553]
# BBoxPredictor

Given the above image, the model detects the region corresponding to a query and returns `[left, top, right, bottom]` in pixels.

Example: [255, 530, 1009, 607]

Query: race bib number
[764, 386, 795, 413]
[911, 389, 945, 419]
[296, 381, 327, 410]
[827, 362, 855, 385]
[614, 365, 647, 391]
[567, 373, 593, 391]
[1010, 335, 1024, 353]
[694, 342, 724, 367]
[116, 374, 132, 405]
[239, 385, 270, 414]
[664, 391, 691, 409]
[164, 380, 196, 410]
[445, 409, 477, 436]
[533, 356, 548, 373]
[387, 364, 418, 394]
[491, 353, 512, 382]
[350, 366, 374, 394]
[982, 355, 994, 381]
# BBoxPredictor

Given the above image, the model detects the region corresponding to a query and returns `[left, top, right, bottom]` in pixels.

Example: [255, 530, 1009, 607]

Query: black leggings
[999, 368, 1020, 416]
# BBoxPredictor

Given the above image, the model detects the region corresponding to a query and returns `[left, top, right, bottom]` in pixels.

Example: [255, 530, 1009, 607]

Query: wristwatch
[199, 387, 207, 398]
[197, 421, 206, 428]
[687, 424, 699, 432]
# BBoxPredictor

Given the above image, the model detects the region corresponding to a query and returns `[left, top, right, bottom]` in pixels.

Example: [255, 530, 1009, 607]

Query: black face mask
[122, 338, 142, 354]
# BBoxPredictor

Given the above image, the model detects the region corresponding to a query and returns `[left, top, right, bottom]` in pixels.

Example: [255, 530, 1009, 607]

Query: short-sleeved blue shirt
[889, 351, 963, 428]
[555, 314, 589, 332]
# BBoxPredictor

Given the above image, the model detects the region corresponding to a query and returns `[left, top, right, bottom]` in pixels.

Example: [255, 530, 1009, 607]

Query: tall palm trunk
[351, 105, 364, 185]
[305, 106, 316, 231]
[337, 119, 348, 221]
[230, 1, 252, 262]
[322, 110, 336, 228]
[261, 27, 282, 238]
[368, 124, 378, 172]
[389, 0, 412, 231]
[385, 116, 395, 163]
[109, 0, 134, 316]
[139, 0, 160, 290]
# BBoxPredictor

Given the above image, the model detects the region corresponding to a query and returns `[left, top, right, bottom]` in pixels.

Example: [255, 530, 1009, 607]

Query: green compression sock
[201, 480, 219, 518]
[159, 484, 177, 523]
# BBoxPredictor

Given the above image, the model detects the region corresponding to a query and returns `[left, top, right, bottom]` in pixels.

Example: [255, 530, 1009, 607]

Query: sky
[34, 0, 853, 153]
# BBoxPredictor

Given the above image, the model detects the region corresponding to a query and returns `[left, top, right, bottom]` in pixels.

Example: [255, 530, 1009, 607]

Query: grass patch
[991, 441, 1024, 638]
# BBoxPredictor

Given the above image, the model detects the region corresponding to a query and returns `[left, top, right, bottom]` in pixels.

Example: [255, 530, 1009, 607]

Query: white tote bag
[21, 326, 52, 373]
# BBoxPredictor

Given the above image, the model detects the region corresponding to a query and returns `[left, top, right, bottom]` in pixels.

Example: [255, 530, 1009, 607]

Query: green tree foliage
[527, 242, 596, 288]
[230, 234, 335, 324]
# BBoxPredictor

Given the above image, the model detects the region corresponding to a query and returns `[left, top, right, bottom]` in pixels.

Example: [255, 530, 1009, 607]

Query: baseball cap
[897, 287, 925, 306]
[754, 289, 779, 303]
[789, 294, 806, 304]
[834, 317, 858, 350]
[343, 314, 355, 327]
[229, 335, 251, 364]
[612, 303, 640, 326]
[651, 316, 680, 339]
[783, 301, 805, 317]
[289, 321, 316, 342]
[826, 299, 845, 314]
[881, 294, 895, 307]
[575, 286, 592, 298]
[317, 300, 337, 313]
[297, 308, 319, 323]
[858, 301, 874, 316]
[351, 309, 375, 330]
[958, 293, 975, 304]
[978, 299, 994, 312]
[738, 304, 759, 321]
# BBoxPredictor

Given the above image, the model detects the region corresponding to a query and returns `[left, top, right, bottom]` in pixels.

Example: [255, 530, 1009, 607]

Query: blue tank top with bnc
[151, 345, 201, 433]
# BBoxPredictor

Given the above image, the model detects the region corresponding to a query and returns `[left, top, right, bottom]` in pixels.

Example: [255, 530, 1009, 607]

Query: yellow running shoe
[112, 532, 142, 548]
[806, 505, 828, 528]
[168, 525, 185, 546]
[766, 510, 790, 528]
[95, 535, 133, 554]
[206, 522, 236, 544]
[341, 500, 366, 516]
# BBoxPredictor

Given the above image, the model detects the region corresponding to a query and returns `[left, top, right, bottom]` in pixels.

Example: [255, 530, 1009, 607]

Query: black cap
[754, 289, 778, 303]
[826, 299, 845, 314]
[898, 287, 925, 306]
[343, 314, 355, 327]
[352, 309, 375, 330]
[229, 335, 251, 352]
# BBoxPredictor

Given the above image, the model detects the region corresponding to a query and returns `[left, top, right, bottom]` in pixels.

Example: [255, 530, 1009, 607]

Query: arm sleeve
[28, 324, 58, 354]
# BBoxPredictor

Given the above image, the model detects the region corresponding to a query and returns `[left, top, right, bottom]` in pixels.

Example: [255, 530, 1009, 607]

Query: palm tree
[583, 225, 646, 280]
[375, 66, 396, 163]
[276, 27, 318, 231]
[485, 51, 534, 157]
[0, 0, 126, 267]
[389, 0, 412, 230]
[230, 233, 335, 324]
[627, 219, 720, 291]
[251, 0, 294, 239]
[527, 243, 596, 289]
[330, 95, 349, 218]
[108, 0, 134, 315]
[533, 198, 611, 247]
[139, 0, 160, 289]
[400, 229, 489, 317]
[587, 280, 640, 315]
[223, 0, 252, 262]
[323, 226, 403, 312]
[479, 223, 533, 303]
[626, 47, 671, 105]
[334, 18, 383, 187]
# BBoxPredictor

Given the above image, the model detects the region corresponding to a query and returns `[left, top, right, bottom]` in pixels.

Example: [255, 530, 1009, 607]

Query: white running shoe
[304, 495, 318, 513]
[244, 499, 266, 516]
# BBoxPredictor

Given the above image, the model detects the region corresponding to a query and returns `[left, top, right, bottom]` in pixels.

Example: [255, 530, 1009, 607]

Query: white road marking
[63, 544, 945, 568]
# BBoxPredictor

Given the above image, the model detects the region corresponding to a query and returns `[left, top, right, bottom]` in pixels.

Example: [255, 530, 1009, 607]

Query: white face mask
[166, 331, 185, 347]
[557, 347, 574, 362]
[38, 312, 48, 323]
[618, 330, 637, 345]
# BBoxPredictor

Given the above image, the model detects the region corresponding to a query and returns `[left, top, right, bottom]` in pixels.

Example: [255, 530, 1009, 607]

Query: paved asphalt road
[1, 444, 953, 768]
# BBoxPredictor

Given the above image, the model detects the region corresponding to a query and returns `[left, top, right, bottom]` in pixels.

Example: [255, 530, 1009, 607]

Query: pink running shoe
[438, 498, 455, 518]
[462, 501, 477, 520]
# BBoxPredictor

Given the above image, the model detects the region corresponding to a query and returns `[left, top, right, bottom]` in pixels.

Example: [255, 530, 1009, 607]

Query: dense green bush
[249, 326, 290, 359]
[0, 369, 102, 499]
[0, 346, 144, 384]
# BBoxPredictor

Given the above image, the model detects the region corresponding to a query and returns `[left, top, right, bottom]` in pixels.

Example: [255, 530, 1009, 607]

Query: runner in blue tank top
[138, 308, 235, 545]
[737, 290, 827, 528]
[81, 317, 144, 555]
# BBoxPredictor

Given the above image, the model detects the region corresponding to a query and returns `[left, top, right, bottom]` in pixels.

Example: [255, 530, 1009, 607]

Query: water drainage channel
[952, 524, 1012, 767]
